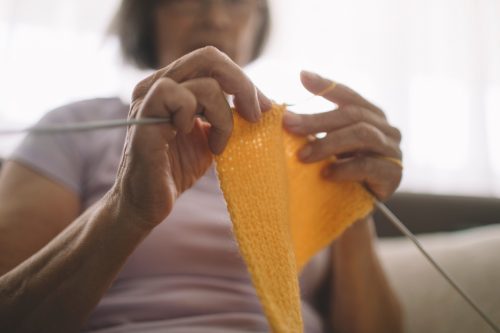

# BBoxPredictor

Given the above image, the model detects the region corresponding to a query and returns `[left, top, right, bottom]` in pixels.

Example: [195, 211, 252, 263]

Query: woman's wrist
[102, 187, 157, 236]
[332, 215, 378, 271]
[329, 216, 403, 332]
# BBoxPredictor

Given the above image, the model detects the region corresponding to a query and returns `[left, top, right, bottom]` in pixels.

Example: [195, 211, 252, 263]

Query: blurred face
[154, 0, 266, 67]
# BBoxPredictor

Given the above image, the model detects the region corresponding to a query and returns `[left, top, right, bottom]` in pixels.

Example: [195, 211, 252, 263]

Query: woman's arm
[0, 180, 149, 332]
[0, 162, 81, 276]
[329, 216, 403, 333]
[0, 46, 270, 332]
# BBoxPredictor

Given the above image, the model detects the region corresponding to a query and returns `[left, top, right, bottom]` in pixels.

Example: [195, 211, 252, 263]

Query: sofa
[375, 193, 500, 333]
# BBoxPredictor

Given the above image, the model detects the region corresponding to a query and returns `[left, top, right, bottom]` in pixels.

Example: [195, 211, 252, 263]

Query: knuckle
[141, 78, 174, 101]
[381, 160, 403, 197]
[300, 114, 314, 130]
[132, 72, 164, 100]
[240, 77, 255, 94]
[132, 79, 150, 100]
[129, 100, 141, 118]
[380, 176, 401, 201]
[393, 145, 403, 159]
[201, 45, 219, 56]
[357, 156, 371, 173]
[155, 77, 174, 93]
[344, 105, 365, 123]
[379, 190, 391, 201]
[203, 77, 222, 93]
[392, 169, 403, 187]
[353, 123, 376, 142]
[200, 45, 227, 61]
[360, 123, 388, 148]
[200, 78, 224, 104]
[391, 126, 403, 142]
[213, 122, 233, 137]
[376, 107, 387, 118]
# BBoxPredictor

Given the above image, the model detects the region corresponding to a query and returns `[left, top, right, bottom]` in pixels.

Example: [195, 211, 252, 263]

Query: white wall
[1, 0, 499, 196]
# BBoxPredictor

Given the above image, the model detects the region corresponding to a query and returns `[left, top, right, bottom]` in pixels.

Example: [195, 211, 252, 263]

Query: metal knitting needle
[375, 199, 500, 333]
[0, 118, 172, 135]
[0, 84, 336, 136]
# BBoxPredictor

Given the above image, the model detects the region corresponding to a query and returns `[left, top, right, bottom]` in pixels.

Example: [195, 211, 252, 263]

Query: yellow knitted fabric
[215, 104, 374, 333]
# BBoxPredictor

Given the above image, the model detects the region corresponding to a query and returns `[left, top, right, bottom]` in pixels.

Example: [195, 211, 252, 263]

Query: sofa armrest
[374, 192, 500, 237]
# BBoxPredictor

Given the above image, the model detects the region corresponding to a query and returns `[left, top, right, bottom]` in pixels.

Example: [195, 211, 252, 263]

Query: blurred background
[1, 0, 499, 197]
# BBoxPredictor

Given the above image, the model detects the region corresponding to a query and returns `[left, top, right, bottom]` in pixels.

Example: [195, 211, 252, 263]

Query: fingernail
[257, 89, 273, 112]
[298, 145, 312, 161]
[301, 70, 321, 81]
[261, 97, 273, 112]
[252, 109, 262, 122]
[283, 112, 301, 128]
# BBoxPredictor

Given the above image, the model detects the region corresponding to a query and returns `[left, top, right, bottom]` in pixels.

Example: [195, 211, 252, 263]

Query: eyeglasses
[165, 0, 265, 17]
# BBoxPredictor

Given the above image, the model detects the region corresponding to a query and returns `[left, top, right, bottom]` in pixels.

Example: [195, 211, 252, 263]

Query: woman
[0, 0, 403, 332]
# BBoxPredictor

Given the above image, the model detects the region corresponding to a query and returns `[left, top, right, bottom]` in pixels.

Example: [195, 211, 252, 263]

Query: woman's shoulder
[9, 97, 129, 197]
[42, 97, 129, 124]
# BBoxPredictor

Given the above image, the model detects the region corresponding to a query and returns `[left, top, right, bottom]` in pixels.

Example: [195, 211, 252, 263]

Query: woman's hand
[283, 71, 404, 332]
[283, 70, 402, 200]
[112, 46, 271, 230]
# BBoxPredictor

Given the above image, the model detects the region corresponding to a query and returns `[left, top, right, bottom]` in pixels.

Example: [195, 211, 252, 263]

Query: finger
[283, 106, 402, 141]
[138, 77, 197, 137]
[300, 70, 384, 116]
[322, 156, 402, 200]
[298, 122, 402, 163]
[143, 46, 269, 122]
[257, 87, 273, 112]
[181, 77, 233, 154]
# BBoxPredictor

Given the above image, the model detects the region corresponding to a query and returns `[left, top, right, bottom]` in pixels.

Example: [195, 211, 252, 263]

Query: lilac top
[10, 98, 331, 333]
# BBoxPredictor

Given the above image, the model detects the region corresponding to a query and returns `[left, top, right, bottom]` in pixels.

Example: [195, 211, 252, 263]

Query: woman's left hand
[283, 71, 405, 331]
[283, 70, 402, 200]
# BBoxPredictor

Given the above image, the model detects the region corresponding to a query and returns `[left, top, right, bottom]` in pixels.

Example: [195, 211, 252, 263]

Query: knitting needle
[0, 118, 175, 136]
[0, 83, 337, 136]
[375, 199, 500, 333]
[0, 113, 212, 136]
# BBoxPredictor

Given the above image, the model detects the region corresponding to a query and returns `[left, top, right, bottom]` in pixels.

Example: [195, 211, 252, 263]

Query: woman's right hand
[111, 46, 271, 230]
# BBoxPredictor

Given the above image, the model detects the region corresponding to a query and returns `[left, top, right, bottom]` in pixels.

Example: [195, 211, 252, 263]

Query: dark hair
[110, 0, 271, 69]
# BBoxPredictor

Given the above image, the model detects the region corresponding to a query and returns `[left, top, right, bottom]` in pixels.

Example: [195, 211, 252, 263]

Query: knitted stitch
[215, 104, 374, 333]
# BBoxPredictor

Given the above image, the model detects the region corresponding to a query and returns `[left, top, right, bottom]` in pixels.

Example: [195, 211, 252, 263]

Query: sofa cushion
[378, 224, 500, 333]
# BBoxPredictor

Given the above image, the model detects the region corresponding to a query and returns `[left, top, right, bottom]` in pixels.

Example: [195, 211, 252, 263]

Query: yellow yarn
[215, 104, 374, 333]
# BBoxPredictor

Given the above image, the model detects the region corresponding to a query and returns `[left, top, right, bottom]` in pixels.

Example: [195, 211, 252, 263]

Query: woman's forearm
[329, 216, 403, 333]
[0, 191, 150, 333]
